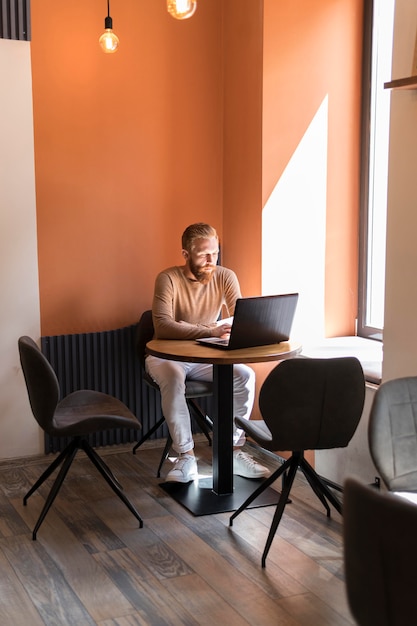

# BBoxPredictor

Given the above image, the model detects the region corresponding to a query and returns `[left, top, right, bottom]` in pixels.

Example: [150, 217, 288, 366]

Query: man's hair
[181, 223, 218, 252]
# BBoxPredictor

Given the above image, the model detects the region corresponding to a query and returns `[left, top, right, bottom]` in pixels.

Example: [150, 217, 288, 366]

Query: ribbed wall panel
[0, 0, 30, 41]
[41, 324, 166, 453]
[41, 324, 212, 453]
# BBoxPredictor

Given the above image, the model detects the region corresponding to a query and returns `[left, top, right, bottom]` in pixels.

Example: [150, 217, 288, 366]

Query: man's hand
[211, 322, 232, 338]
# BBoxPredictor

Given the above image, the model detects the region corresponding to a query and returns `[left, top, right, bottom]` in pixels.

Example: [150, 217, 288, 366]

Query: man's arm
[152, 267, 240, 340]
[152, 271, 217, 339]
[222, 268, 242, 317]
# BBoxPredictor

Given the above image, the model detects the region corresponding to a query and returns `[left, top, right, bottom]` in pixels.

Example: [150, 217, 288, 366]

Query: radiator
[41, 324, 166, 453]
[0, 0, 31, 41]
[41, 324, 211, 453]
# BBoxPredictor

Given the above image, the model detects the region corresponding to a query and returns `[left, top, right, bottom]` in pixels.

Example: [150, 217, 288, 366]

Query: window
[358, 0, 395, 341]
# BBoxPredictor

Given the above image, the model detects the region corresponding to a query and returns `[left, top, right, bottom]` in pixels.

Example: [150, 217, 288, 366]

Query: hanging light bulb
[99, 0, 119, 53]
[167, 0, 197, 20]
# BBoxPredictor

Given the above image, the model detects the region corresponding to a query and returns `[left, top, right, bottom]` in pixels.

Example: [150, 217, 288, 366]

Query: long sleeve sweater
[152, 265, 241, 339]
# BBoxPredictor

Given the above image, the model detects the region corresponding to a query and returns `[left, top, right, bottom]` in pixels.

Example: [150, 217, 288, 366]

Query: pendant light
[167, 0, 197, 20]
[99, 0, 119, 54]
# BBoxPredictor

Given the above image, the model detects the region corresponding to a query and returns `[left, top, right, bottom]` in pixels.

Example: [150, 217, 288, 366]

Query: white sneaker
[165, 454, 198, 483]
[233, 450, 270, 479]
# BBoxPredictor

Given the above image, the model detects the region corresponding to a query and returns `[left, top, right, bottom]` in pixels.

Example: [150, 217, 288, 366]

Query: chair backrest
[18, 336, 60, 432]
[259, 357, 365, 451]
[135, 310, 155, 371]
[343, 477, 417, 626]
[368, 376, 417, 491]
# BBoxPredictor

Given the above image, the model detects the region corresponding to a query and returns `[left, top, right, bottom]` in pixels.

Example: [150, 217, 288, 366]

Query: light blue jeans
[145, 355, 256, 454]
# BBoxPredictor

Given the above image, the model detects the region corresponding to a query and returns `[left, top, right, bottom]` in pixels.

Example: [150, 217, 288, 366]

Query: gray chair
[230, 357, 365, 567]
[368, 376, 417, 493]
[343, 477, 417, 626]
[18, 335, 143, 540]
[132, 310, 213, 476]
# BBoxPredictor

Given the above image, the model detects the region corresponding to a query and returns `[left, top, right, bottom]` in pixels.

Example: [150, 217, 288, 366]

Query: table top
[146, 338, 302, 365]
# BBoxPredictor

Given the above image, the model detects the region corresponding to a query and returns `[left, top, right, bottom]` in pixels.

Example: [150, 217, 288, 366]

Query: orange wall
[221, 0, 264, 295]
[31, 0, 224, 335]
[260, 0, 363, 337]
[31, 1, 363, 337]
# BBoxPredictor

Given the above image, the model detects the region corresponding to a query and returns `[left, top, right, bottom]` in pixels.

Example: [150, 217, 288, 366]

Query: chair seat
[144, 370, 212, 399]
[185, 379, 213, 398]
[394, 491, 417, 504]
[52, 390, 141, 436]
[234, 416, 273, 445]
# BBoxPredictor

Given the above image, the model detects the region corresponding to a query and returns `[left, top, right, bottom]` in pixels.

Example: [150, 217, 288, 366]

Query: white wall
[0, 39, 42, 458]
[383, 0, 417, 381]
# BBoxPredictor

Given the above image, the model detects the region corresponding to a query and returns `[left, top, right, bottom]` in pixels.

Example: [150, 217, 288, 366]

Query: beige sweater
[152, 265, 241, 339]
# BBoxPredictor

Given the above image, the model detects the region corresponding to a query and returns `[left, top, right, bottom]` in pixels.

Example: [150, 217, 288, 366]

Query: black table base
[160, 475, 279, 516]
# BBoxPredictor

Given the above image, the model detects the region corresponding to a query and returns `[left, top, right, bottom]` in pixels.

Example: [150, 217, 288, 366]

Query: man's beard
[190, 261, 216, 285]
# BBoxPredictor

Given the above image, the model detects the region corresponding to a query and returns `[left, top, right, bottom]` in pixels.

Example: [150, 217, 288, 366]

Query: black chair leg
[302, 469, 331, 517]
[156, 401, 212, 475]
[132, 416, 166, 454]
[188, 399, 213, 446]
[133, 399, 212, 477]
[86, 447, 124, 491]
[82, 441, 143, 528]
[31, 442, 79, 540]
[262, 455, 300, 568]
[300, 458, 342, 515]
[229, 456, 292, 526]
[281, 469, 293, 504]
[23, 441, 77, 505]
[157, 435, 173, 478]
[132, 414, 171, 476]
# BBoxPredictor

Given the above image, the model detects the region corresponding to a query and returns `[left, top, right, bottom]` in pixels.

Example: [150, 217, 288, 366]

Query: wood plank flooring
[0, 439, 355, 625]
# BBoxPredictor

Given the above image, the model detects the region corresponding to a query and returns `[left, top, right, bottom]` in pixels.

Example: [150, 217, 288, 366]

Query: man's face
[184, 236, 219, 284]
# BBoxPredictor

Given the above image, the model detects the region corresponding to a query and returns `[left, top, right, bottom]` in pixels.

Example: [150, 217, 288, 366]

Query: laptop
[197, 293, 299, 350]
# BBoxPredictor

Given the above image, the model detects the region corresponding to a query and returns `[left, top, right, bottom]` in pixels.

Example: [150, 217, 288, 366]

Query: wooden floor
[0, 439, 355, 625]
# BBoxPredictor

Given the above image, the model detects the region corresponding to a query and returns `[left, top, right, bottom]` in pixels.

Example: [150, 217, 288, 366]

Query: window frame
[357, 0, 389, 343]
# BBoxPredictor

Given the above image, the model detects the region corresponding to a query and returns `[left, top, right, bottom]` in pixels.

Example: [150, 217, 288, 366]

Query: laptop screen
[197, 293, 299, 350]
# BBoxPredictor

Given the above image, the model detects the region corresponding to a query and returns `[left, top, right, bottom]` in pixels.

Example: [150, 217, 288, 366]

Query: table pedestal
[160, 476, 278, 516]
[160, 363, 280, 515]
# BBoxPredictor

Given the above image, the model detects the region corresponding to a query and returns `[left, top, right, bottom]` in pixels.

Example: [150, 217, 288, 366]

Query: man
[146, 222, 270, 483]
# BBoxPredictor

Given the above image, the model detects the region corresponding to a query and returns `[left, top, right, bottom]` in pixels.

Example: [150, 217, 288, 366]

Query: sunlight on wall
[262, 97, 328, 343]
